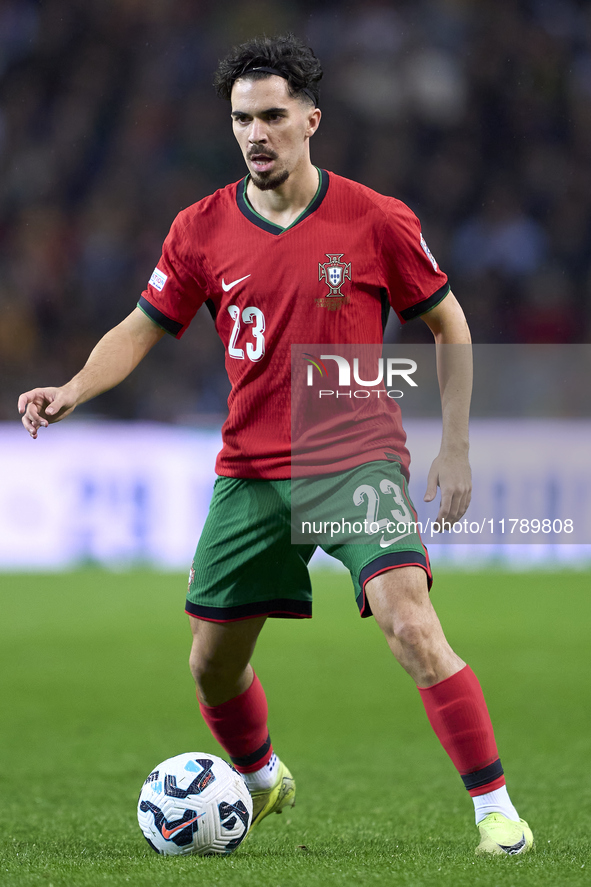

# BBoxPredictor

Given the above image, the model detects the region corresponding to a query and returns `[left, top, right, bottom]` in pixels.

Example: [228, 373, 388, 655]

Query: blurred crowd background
[1, 0, 591, 422]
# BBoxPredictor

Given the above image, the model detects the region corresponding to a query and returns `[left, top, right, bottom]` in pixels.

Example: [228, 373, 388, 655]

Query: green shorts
[185, 461, 431, 622]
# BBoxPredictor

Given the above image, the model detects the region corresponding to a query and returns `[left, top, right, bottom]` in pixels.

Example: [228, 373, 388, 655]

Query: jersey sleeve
[380, 200, 450, 323]
[138, 210, 210, 339]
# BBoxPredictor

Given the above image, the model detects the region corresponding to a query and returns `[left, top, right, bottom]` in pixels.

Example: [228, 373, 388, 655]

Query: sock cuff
[417, 663, 473, 695]
[461, 758, 505, 792]
[198, 670, 261, 716]
[469, 774, 506, 797]
[231, 734, 274, 773]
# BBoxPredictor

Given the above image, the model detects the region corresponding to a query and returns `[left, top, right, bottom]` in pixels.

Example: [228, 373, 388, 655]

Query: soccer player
[19, 34, 533, 856]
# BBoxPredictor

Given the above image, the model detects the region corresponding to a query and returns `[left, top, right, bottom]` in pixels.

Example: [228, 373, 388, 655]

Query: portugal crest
[319, 254, 351, 297]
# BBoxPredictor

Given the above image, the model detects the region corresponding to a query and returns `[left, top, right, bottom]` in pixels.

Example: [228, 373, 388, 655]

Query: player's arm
[18, 307, 166, 439]
[420, 291, 472, 527]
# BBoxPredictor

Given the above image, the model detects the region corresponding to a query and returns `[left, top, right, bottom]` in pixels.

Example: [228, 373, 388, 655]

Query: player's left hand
[424, 451, 472, 529]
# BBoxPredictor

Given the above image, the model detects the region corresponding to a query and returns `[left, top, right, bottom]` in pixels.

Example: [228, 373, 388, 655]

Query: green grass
[0, 567, 589, 886]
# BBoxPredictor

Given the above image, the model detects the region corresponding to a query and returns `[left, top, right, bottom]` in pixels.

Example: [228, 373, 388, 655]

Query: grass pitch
[0, 567, 589, 886]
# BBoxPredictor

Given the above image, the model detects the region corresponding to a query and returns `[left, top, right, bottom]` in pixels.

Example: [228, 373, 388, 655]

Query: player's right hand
[18, 387, 78, 439]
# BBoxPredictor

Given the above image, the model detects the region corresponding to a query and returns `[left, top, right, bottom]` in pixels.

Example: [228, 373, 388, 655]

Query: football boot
[248, 760, 296, 832]
[476, 812, 534, 856]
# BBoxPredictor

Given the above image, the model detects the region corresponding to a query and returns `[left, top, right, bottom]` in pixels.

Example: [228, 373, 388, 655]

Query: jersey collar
[236, 168, 329, 234]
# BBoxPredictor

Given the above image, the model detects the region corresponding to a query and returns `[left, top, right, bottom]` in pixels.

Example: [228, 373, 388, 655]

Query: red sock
[418, 665, 506, 796]
[198, 672, 273, 774]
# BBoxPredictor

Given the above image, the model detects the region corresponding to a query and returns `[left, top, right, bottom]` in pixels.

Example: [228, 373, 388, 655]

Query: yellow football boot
[476, 812, 534, 856]
[248, 760, 296, 832]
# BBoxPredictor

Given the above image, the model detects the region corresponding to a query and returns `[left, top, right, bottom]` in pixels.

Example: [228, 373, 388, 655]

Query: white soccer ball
[137, 752, 253, 856]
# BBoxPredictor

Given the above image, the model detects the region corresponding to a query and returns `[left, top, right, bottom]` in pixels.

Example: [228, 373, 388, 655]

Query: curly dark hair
[214, 34, 322, 107]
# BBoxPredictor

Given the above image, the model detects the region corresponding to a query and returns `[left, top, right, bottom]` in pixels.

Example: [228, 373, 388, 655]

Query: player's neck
[246, 161, 320, 230]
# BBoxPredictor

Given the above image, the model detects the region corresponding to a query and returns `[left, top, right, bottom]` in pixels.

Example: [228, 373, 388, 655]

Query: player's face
[231, 76, 320, 191]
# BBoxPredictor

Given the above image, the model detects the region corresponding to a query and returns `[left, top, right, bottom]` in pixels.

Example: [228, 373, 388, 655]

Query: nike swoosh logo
[500, 833, 527, 855]
[379, 531, 412, 548]
[161, 815, 199, 840]
[222, 274, 251, 292]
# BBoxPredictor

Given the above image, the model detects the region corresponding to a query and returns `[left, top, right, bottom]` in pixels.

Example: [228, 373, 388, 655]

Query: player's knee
[188, 641, 243, 694]
[188, 644, 203, 684]
[386, 613, 456, 685]
[391, 616, 432, 653]
[188, 643, 217, 686]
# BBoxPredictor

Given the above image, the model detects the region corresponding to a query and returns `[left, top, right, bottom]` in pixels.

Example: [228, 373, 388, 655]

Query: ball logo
[164, 758, 215, 798]
[139, 800, 204, 848]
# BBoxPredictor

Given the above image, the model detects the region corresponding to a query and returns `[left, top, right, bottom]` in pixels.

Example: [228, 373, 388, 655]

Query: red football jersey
[139, 169, 449, 479]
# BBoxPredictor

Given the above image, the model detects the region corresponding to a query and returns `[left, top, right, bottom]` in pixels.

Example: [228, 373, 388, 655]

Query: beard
[249, 166, 290, 191]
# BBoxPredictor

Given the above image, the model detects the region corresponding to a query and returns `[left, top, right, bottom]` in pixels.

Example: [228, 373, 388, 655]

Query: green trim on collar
[236, 168, 329, 235]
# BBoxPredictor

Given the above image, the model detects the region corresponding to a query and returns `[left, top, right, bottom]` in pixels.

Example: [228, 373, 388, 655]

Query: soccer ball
[137, 752, 253, 856]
